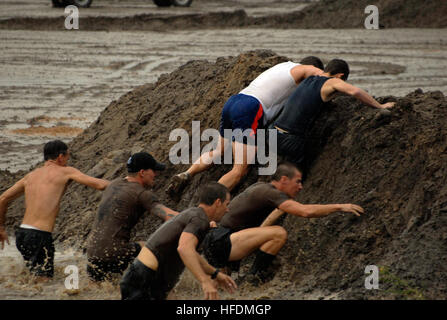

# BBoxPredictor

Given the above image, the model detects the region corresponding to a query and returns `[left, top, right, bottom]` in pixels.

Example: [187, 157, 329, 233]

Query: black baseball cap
[127, 152, 166, 173]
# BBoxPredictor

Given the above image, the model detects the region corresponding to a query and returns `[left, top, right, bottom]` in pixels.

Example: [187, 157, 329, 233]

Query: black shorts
[15, 227, 55, 277]
[202, 227, 234, 269]
[276, 130, 307, 167]
[87, 242, 142, 282]
[120, 259, 166, 300]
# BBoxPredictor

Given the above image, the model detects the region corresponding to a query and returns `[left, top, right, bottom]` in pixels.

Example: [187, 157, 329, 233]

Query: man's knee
[273, 226, 288, 244]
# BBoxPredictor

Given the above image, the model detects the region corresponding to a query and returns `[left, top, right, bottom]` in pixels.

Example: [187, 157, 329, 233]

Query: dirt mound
[279, 89, 447, 299]
[296, 0, 447, 28]
[1, 0, 445, 31]
[2, 50, 446, 299]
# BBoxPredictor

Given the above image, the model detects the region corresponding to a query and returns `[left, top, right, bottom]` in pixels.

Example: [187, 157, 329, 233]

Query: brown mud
[10, 126, 83, 137]
[1, 50, 446, 299]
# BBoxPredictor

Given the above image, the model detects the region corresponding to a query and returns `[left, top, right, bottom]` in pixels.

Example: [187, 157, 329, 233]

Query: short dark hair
[43, 140, 68, 161]
[324, 59, 350, 81]
[199, 182, 229, 206]
[271, 162, 301, 181]
[300, 56, 324, 70]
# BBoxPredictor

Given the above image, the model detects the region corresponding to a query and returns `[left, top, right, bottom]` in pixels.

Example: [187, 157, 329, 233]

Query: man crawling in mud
[202, 162, 364, 285]
[120, 182, 236, 300]
[86, 152, 178, 282]
[272, 58, 395, 175]
[0, 140, 109, 280]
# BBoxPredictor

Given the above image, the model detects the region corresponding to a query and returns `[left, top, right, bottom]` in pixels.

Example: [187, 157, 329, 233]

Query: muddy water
[0, 238, 120, 300]
[1, 28, 446, 172]
[0, 237, 264, 300]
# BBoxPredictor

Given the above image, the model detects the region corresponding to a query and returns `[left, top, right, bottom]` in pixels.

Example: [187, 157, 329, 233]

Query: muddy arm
[260, 209, 285, 227]
[151, 203, 178, 221]
[177, 232, 220, 299]
[278, 200, 364, 218]
[331, 79, 395, 109]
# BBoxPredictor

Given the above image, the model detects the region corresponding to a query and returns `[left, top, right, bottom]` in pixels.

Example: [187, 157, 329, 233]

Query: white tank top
[240, 61, 299, 125]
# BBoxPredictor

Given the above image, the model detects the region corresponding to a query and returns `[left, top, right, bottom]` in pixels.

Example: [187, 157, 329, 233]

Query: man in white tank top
[166, 57, 324, 195]
[240, 61, 300, 126]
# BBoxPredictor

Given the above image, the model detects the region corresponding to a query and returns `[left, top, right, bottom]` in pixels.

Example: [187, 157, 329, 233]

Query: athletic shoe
[166, 172, 191, 196]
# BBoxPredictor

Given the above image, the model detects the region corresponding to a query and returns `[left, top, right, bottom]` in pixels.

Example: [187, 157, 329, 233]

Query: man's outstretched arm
[278, 199, 364, 218]
[330, 78, 395, 109]
[66, 167, 110, 190]
[0, 178, 26, 249]
[151, 203, 179, 221]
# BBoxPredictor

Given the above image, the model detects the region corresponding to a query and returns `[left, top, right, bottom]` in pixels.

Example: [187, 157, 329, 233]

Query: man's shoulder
[323, 77, 342, 87]
[234, 182, 279, 202]
[235, 181, 269, 198]
[257, 182, 289, 199]
[248, 181, 267, 187]
[58, 165, 80, 175]
[181, 207, 209, 225]
[181, 207, 206, 218]
[106, 178, 146, 196]
[109, 177, 137, 189]
[249, 181, 273, 191]
[29, 165, 76, 178]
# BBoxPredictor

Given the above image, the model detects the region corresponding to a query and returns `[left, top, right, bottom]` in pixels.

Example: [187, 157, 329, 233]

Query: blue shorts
[219, 94, 264, 144]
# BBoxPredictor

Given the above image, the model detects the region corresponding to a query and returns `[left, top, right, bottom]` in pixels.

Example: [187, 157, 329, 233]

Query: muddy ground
[1, 0, 446, 30]
[1, 50, 446, 300]
[1, 0, 447, 300]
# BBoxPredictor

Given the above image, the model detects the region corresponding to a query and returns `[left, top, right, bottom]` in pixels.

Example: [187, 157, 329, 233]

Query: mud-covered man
[166, 56, 325, 194]
[0, 140, 110, 279]
[120, 182, 237, 300]
[203, 162, 364, 285]
[86, 152, 178, 282]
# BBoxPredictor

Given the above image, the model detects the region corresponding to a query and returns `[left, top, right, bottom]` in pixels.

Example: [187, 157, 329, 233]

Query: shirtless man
[166, 56, 325, 195]
[120, 182, 236, 300]
[203, 162, 364, 285]
[0, 140, 109, 278]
